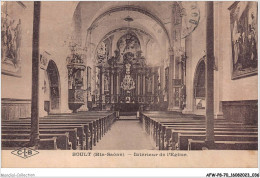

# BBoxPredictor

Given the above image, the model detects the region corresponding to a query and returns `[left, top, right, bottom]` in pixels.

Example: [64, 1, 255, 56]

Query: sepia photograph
[0, 0, 259, 175]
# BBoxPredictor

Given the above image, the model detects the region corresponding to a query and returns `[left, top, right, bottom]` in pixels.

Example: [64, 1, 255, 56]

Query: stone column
[30, 1, 41, 147]
[172, 41, 182, 111]
[110, 70, 114, 103]
[160, 64, 165, 103]
[99, 67, 103, 109]
[214, 2, 223, 119]
[135, 73, 138, 96]
[78, 68, 89, 111]
[116, 71, 119, 95]
[205, 1, 215, 147]
[39, 67, 47, 117]
[167, 48, 174, 111]
[168, 2, 182, 111]
[101, 70, 105, 109]
[143, 73, 146, 96]
[101, 71, 104, 95]
[117, 69, 121, 102]
[152, 72, 155, 95]
[137, 74, 140, 95]
[114, 71, 116, 97]
[93, 66, 97, 104]
[139, 73, 142, 95]
[182, 34, 194, 114]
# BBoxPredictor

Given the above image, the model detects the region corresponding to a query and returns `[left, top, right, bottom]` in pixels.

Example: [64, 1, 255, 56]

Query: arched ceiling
[72, 1, 173, 66]
[92, 27, 160, 62]
[88, 5, 170, 44]
[74, 1, 172, 47]
[83, 1, 172, 27]
[88, 10, 165, 47]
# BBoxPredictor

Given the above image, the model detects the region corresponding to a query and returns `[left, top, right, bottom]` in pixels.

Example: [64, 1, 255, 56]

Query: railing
[94, 94, 159, 104]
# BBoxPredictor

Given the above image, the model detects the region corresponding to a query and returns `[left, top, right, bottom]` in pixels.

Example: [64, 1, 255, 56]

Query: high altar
[93, 32, 160, 112]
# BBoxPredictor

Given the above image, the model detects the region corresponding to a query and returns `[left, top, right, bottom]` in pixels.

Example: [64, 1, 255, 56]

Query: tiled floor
[93, 120, 156, 150]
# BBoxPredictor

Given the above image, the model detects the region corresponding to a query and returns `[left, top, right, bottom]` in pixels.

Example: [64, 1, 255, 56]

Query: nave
[93, 120, 155, 150]
[1, 1, 258, 152]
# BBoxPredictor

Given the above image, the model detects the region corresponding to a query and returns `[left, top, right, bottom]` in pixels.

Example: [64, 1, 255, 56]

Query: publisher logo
[11, 147, 39, 159]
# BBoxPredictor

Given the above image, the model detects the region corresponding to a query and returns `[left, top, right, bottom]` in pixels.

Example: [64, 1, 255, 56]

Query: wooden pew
[2, 122, 89, 150]
[170, 130, 258, 150]
[4, 119, 98, 150]
[2, 128, 78, 150]
[39, 113, 115, 144]
[2, 133, 71, 150]
[141, 113, 206, 136]
[2, 125, 85, 150]
[159, 122, 256, 142]
[154, 122, 253, 147]
[2, 137, 58, 150]
[154, 121, 237, 149]
[141, 112, 258, 151]
[188, 139, 258, 150]
[17, 117, 99, 146]
[140, 113, 204, 147]
[44, 112, 117, 145]
[148, 115, 256, 149]
[177, 134, 258, 150]
[168, 127, 257, 150]
[2, 111, 116, 150]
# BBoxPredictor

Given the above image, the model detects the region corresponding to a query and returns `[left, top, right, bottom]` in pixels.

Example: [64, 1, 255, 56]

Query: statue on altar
[121, 63, 135, 91]
[94, 31, 159, 111]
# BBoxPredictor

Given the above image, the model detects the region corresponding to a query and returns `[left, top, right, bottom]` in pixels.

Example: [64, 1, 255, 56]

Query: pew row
[140, 112, 258, 150]
[2, 138, 58, 150]
[2, 111, 116, 150]
[188, 139, 258, 150]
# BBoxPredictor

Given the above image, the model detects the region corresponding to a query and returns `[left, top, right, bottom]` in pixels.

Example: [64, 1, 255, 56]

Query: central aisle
[93, 120, 156, 150]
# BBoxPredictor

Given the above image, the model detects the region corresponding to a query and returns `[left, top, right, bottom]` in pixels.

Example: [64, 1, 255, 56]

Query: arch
[95, 31, 143, 64]
[193, 57, 206, 110]
[46, 60, 61, 113]
[87, 5, 171, 48]
[117, 32, 141, 52]
[100, 27, 154, 45]
[69, 2, 81, 20]
[94, 27, 161, 65]
[94, 27, 154, 58]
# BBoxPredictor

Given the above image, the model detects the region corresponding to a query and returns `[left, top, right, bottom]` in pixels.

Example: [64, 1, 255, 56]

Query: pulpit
[68, 88, 84, 113]
[67, 44, 86, 113]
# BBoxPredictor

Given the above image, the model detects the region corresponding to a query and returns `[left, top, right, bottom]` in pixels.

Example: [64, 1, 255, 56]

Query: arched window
[194, 59, 205, 109]
[46, 60, 60, 112]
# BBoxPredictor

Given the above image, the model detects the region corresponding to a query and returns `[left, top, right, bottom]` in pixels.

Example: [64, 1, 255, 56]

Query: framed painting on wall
[1, 2, 23, 77]
[229, 1, 258, 79]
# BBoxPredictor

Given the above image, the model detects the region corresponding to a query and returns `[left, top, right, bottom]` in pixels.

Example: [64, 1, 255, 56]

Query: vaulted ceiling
[73, 1, 173, 65]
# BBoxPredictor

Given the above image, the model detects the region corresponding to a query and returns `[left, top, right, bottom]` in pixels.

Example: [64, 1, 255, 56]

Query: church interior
[1, 1, 258, 150]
